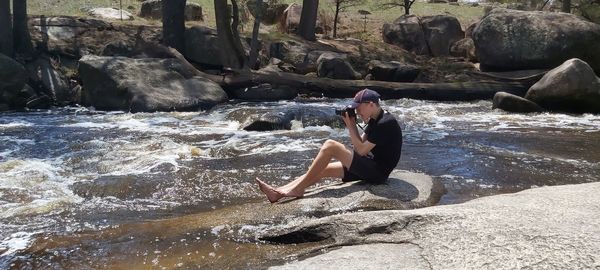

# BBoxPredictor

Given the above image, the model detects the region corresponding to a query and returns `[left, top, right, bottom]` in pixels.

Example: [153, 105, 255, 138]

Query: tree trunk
[248, 0, 262, 69]
[333, 2, 340, 38]
[297, 0, 318, 41]
[13, 0, 34, 57]
[561, 0, 571, 13]
[216, 70, 538, 100]
[0, 0, 12, 57]
[404, 0, 411, 15]
[214, 0, 246, 69]
[162, 0, 186, 52]
[230, 0, 247, 68]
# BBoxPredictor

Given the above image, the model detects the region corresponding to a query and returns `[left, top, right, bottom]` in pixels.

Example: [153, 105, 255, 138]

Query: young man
[256, 89, 403, 203]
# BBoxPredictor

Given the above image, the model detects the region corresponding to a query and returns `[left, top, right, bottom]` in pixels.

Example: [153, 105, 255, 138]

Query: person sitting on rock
[256, 88, 403, 203]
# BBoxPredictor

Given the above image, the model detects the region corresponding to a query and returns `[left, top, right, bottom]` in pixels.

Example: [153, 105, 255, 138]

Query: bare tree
[378, 0, 417, 15]
[214, 0, 247, 69]
[13, 0, 34, 57]
[162, 0, 186, 52]
[297, 0, 319, 40]
[331, 0, 364, 38]
[0, 0, 12, 56]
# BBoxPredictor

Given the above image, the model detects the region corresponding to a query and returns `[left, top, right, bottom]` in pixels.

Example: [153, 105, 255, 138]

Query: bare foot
[255, 178, 284, 203]
[279, 188, 305, 199]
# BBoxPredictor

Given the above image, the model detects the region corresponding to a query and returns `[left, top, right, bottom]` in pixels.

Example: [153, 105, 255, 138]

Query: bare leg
[256, 140, 352, 203]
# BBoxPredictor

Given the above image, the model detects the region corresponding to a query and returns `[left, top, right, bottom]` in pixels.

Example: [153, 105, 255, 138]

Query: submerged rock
[492, 91, 543, 113]
[238, 106, 344, 131]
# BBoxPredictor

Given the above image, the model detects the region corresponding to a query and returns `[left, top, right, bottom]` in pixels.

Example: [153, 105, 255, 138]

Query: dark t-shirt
[364, 110, 403, 175]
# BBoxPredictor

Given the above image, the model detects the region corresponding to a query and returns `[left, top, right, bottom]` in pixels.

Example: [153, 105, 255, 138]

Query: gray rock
[88, 8, 134, 20]
[367, 60, 420, 82]
[247, 1, 288, 25]
[0, 53, 28, 110]
[473, 8, 600, 73]
[101, 40, 136, 57]
[240, 106, 344, 131]
[492, 91, 543, 113]
[317, 52, 360, 80]
[525, 58, 600, 113]
[278, 3, 303, 33]
[266, 182, 600, 269]
[421, 15, 465, 57]
[140, 0, 203, 21]
[184, 26, 222, 67]
[78, 55, 228, 112]
[382, 14, 428, 55]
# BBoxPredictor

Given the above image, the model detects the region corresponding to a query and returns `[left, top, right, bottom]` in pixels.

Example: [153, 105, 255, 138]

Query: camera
[335, 107, 356, 118]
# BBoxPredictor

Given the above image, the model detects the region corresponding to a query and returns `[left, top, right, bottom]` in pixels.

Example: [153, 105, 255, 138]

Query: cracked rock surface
[266, 182, 600, 269]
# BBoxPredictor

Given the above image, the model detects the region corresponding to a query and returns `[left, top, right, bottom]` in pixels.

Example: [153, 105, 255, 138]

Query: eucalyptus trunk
[13, 0, 34, 57]
[0, 0, 13, 56]
[248, 0, 262, 69]
[297, 0, 318, 41]
[162, 0, 186, 52]
[214, 0, 246, 69]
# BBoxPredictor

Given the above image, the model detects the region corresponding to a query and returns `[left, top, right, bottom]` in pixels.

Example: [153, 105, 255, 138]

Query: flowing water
[1, 99, 599, 268]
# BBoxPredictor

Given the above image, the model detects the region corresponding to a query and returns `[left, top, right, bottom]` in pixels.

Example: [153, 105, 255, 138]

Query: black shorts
[342, 151, 388, 184]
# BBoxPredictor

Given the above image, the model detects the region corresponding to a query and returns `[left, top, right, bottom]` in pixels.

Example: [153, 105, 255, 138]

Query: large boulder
[420, 15, 465, 56]
[78, 55, 228, 112]
[139, 0, 203, 21]
[247, 1, 288, 25]
[367, 60, 421, 82]
[524, 58, 600, 113]
[473, 8, 600, 73]
[237, 106, 344, 131]
[383, 14, 464, 56]
[278, 3, 303, 33]
[316, 52, 360, 80]
[492, 91, 544, 113]
[382, 14, 428, 55]
[0, 53, 28, 110]
[88, 8, 134, 20]
[264, 182, 600, 269]
[184, 26, 222, 67]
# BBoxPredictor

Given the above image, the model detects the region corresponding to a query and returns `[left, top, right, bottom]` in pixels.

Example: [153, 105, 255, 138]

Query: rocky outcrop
[367, 60, 421, 82]
[383, 14, 464, 57]
[139, 0, 203, 21]
[0, 53, 29, 110]
[184, 26, 222, 67]
[492, 91, 543, 113]
[71, 175, 161, 200]
[78, 55, 228, 112]
[525, 58, 600, 113]
[316, 52, 360, 80]
[473, 8, 600, 73]
[88, 8, 133, 20]
[264, 182, 600, 269]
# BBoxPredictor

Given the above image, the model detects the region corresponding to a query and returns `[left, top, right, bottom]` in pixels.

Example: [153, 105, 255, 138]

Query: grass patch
[27, 0, 484, 42]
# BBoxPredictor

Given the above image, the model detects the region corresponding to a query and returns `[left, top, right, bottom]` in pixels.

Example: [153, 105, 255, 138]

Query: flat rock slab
[266, 182, 600, 269]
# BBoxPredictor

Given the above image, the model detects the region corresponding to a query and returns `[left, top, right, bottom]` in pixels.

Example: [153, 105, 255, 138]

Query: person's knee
[321, 139, 341, 154]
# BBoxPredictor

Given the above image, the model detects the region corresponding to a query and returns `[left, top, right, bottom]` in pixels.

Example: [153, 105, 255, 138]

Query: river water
[1, 98, 599, 268]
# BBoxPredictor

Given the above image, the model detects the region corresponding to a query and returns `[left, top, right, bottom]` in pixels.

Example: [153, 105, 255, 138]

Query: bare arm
[343, 115, 375, 156]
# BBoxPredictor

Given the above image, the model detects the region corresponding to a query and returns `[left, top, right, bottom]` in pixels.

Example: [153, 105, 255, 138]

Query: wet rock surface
[265, 182, 600, 269]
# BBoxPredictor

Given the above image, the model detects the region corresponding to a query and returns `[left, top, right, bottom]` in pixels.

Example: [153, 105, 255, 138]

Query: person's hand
[342, 112, 356, 128]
